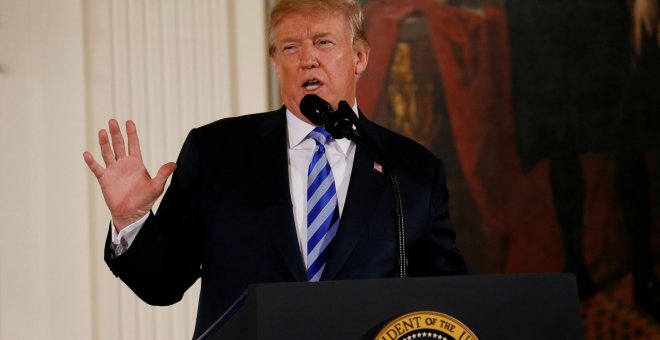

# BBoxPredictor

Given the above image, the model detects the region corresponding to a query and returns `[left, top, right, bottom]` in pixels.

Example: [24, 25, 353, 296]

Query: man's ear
[354, 41, 370, 75]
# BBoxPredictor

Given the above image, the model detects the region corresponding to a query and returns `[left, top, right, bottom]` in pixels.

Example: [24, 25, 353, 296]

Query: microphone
[299, 94, 330, 126]
[299, 94, 355, 139]
[299, 94, 388, 165]
[298, 94, 408, 279]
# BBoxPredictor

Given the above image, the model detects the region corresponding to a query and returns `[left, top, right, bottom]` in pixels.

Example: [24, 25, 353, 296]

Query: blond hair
[268, 0, 367, 56]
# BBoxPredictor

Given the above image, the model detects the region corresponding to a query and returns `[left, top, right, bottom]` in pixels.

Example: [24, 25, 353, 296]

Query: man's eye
[282, 45, 296, 54]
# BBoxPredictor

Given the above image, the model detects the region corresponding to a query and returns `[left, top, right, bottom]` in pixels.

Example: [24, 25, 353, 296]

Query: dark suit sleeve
[104, 129, 203, 306]
[408, 157, 469, 276]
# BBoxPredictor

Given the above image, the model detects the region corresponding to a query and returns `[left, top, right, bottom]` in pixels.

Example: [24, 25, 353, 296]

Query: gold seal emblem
[375, 311, 478, 340]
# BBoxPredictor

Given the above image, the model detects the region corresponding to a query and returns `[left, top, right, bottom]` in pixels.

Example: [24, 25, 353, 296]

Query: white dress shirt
[111, 106, 358, 266]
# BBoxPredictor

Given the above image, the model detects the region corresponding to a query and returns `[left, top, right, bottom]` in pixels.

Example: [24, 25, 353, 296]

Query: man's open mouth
[303, 79, 322, 91]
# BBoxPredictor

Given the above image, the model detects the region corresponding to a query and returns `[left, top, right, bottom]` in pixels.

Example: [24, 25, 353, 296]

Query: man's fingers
[109, 119, 127, 159]
[83, 151, 104, 179]
[153, 162, 177, 187]
[126, 120, 142, 159]
[99, 129, 116, 166]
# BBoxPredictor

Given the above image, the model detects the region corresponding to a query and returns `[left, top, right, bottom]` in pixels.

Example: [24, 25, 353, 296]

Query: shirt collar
[286, 103, 359, 157]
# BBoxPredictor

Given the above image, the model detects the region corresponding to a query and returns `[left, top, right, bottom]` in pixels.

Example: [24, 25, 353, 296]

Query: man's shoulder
[362, 118, 446, 180]
[365, 118, 438, 163]
[189, 108, 285, 143]
[197, 108, 284, 133]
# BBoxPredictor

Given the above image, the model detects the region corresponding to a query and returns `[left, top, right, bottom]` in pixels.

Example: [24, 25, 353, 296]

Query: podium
[198, 273, 583, 339]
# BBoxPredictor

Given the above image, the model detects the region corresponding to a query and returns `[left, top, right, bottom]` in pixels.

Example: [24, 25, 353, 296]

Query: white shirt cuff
[110, 213, 149, 256]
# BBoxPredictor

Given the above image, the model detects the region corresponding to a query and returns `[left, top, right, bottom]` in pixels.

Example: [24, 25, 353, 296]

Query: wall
[0, 0, 270, 338]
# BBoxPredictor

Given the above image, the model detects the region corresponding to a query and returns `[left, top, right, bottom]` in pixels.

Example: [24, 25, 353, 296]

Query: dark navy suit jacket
[104, 108, 467, 337]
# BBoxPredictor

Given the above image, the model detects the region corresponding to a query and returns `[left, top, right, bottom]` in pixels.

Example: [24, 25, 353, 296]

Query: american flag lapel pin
[373, 161, 383, 174]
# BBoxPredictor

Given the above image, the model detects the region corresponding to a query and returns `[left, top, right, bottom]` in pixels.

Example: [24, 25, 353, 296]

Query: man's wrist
[112, 211, 149, 232]
[110, 212, 150, 257]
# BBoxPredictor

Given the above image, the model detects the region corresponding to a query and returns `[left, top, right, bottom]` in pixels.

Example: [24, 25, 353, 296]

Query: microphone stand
[329, 102, 408, 279]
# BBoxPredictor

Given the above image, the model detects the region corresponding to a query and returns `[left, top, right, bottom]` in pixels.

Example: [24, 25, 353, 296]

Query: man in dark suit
[83, 0, 468, 337]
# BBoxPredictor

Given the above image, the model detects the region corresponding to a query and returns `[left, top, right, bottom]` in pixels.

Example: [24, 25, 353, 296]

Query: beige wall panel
[0, 0, 93, 339]
[1, 0, 268, 338]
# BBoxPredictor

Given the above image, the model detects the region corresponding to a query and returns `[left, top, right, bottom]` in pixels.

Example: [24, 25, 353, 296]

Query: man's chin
[301, 88, 326, 101]
[302, 93, 340, 110]
[283, 92, 337, 111]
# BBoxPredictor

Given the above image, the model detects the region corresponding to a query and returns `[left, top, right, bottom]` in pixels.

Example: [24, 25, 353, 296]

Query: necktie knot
[308, 127, 332, 146]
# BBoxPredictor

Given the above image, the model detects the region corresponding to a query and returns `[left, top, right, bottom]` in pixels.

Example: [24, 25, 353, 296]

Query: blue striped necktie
[306, 127, 340, 282]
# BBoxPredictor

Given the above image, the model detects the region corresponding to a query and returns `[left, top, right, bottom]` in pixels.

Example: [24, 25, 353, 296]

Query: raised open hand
[83, 119, 176, 231]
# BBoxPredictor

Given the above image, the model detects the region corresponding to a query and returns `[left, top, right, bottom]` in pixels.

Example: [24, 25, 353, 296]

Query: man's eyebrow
[312, 32, 334, 40]
[279, 36, 300, 44]
[278, 32, 334, 44]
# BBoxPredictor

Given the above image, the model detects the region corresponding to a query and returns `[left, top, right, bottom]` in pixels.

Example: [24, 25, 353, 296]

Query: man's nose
[300, 44, 319, 69]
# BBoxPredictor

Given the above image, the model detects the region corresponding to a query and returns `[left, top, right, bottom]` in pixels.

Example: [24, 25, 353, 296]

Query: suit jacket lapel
[321, 115, 387, 280]
[254, 109, 307, 281]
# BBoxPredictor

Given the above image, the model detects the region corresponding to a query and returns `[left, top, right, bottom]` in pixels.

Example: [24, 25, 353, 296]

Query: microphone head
[300, 94, 332, 126]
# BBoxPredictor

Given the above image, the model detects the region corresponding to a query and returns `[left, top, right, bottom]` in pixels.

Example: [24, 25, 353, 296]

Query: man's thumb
[154, 162, 177, 185]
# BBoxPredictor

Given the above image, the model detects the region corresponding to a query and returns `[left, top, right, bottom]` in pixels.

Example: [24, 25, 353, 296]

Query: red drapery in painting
[359, 0, 618, 273]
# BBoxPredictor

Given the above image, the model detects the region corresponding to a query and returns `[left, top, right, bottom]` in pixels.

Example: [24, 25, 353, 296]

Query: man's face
[271, 11, 369, 124]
